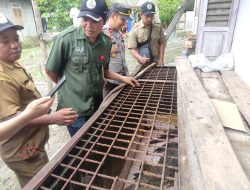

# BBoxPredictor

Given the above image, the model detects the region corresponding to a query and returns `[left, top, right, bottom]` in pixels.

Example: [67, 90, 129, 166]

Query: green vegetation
[38, 0, 191, 32]
[21, 36, 40, 49]
[38, 0, 113, 32]
[157, 0, 195, 27]
[157, 0, 182, 26]
[38, 0, 81, 31]
[21, 45, 52, 82]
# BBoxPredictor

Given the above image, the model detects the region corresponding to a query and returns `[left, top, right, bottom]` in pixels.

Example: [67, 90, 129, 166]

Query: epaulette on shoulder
[153, 22, 162, 27]
[102, 31, 111, 39]
[0, 73, 13, 84]
[131, 23, 139, 30]
[57, 26, 77, 38]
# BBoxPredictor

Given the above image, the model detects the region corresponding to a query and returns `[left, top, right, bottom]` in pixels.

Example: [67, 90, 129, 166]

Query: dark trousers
[67, 116, 90, 137]
[103, 81, 119, 97]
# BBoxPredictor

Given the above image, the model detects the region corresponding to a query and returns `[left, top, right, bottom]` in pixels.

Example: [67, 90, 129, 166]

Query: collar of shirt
[0, 60, 23, 72]
[139, 20, 152, 29]
[77, 26, 105, 46]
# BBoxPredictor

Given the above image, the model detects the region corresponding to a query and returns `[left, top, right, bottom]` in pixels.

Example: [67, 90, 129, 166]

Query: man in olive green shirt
[46, 0, 139, 137]
[128, 1, 166, 64]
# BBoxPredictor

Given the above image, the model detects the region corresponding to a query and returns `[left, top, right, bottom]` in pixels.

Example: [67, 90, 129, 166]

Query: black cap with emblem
[110, 3, 132, 21]
[78, 0, 108, 22]
[141, 1, 156, 16]
[0, 13, 23, 33]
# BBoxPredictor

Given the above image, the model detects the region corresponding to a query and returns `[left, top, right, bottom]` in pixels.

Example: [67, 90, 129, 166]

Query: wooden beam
[177, 84, 192, 190]
[176, 57, 250, 190]
[222, 71, 250, 126]
[201, 72, 233, 102]
[164, 0, 189, 41]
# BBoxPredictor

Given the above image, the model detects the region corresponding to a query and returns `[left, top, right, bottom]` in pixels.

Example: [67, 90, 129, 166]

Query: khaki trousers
[4, 151, 48, 188]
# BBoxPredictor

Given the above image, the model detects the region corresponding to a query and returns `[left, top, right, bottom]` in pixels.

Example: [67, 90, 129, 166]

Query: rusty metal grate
[26, 66, 178, 190]
[139, 66, 176, 81]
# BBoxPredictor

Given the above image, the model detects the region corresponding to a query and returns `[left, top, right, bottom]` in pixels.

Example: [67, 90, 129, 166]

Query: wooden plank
[206, 15, 229, 22]
[201, 72, 233, 102]
[211, 99, 247, 132]
[200, 70, 250, 179]
[208, 0, 232, 3]
[176, 57, 250, 190]
[207, 3, 231, 10]
[226, 129, 250, 179]
[207, 9, 230, 16]
[177, 84, 192, 190]
[194, 68, 202, 84]
[222, 71, 250, 126]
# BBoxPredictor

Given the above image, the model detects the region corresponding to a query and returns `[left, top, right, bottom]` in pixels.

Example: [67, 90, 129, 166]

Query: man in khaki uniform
[102, 3, 132, 96]
[0, 14, 77, 187]
[128, 1, 166, 65]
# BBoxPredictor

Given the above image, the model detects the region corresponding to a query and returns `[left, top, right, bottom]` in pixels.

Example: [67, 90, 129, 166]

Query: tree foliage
[157, 0, 182, 26]
[38, 0, 113, 31]
[38, 0, 81, 31]
[38, 0, 193, 31]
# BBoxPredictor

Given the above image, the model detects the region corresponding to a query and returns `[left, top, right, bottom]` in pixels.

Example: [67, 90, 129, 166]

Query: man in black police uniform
[102, 3, 132, 96]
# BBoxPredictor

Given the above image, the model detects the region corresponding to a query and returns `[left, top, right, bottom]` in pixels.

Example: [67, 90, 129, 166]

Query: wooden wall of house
[231, 0, 250, 85]
[0, 0, 37, 38]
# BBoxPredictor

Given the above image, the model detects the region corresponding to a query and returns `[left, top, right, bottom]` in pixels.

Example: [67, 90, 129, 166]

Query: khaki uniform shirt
[128, 20, 166, 62]
[103, 23, 129, 85]
[0, 60, 49, 162]
[46, 26, 111, 116]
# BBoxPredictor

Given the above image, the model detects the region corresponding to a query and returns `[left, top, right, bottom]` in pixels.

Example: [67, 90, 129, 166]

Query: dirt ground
[0, 32, 185, 190]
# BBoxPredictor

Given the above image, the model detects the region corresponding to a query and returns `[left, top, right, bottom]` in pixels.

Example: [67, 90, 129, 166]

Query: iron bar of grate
[139, 66, 177, 81]
[24, 66, 178, 190]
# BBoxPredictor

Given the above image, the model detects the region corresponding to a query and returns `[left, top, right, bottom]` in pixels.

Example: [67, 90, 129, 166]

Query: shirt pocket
[109, 60, 124, 74]
[71, 54, 89, 74]
[20, 79, 40, 105]
[138, 29, 148, 43]
[151, 28, 161, 44]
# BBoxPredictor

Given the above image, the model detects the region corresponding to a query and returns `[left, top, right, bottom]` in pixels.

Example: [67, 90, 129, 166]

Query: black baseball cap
[110, 3, 132, 21]
[78, 0, 108, 22]
[141, 2, 156, 16]
[0, 13, 23, 33]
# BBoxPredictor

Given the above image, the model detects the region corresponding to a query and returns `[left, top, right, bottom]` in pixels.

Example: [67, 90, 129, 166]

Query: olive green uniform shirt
[128, 20, 166, 62]
[46, 26, 111, 116]
[0, 60, 49, 162]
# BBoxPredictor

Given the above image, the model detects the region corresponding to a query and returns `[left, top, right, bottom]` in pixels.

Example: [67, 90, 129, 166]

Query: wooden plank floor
[176, 57, 250, 190]
[201, 70, 250, 180]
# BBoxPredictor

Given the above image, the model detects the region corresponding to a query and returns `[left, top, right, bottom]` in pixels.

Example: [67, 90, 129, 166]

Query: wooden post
[31, 0, 53, 92]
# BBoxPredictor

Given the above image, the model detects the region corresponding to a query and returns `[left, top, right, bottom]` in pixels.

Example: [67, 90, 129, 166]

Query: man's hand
[122, 76, 140, 87]
[51, 108, 78, 126]
[24, 97, 54, 120]
[138, 55, 150, 64]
